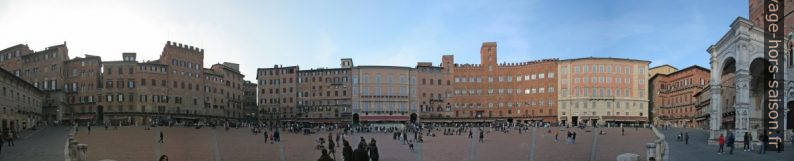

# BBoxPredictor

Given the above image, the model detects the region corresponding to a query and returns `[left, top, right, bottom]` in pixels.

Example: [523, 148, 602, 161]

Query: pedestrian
[572, 132, 577, 144]
[554, 131, 559, 142]
[7, 132, 14, 146]
[727, 132, 735, 155]
[159, 131, 164, 143]
[274, 130, 281, 142]
[328, 138, 336, 158]
[354, 142, 369, 161]
[479, 130, 484, 142]
[342, 140, 353, 161]
[336, 133, 341, 147]
[622, 127, 625, 136]
[759, 132, 767, 154]
[402, 132, 407, 144]
[685, 132, 689, 144]
[790, 132, 793, 146]
[0, 135, 4, 155]
[264, 131, 269, 142]
[743, 132, 750, 151]
[369, 138, 379, 161]
[88, 125, 91, 135]
[468, 130, 473, 138]
[776, 131, 782, 153]
[159, 155, 169, 161]
[317, 149, 334, 161]
[717, 134, 725, 154]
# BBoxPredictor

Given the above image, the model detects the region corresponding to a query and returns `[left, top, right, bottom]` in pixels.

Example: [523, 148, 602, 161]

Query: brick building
[1, 41, 246, 125]
[257, 58, 451, 123]
[296, 65, 352, 122]
[256, 65, 298, 120]
[448, 42, 559, 123]
[0, 67, 44, 131]
[557, 57, 650, 126]
[415, 61, 453, 120]
[648, 64, 677, 78]
[19, 44, 69, 123]
[243, 81, 258, 118]
[649, 65, 710, 128]
[693, 85, 711, 129]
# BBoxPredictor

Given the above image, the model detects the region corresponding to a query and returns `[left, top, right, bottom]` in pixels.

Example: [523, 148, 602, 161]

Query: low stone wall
[649, 126, 668, 161]
[65, 128, 89, 161]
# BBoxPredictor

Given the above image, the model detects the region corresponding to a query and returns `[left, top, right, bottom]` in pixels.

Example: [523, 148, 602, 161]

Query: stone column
[77, 144, 87, 161]
[734, 70, 752, 140]
[708, 46, 723, 142]
[69, 140, 78, 160]
[645, 143, 656, 161]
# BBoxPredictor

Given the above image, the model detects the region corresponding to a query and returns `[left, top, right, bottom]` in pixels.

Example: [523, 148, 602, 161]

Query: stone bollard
[69, 140, 78, 160]
[646, 143, 656, 161]
[616, 153, 639, 161]
[77, 144, 88, 161]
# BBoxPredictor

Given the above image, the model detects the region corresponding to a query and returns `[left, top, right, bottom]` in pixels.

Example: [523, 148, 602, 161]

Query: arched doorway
[720, 57, 736, 129]
[352, 113, 360, 125]
[410, 113, 417, 124]
[96, 106, 105, 124]
[748, 58, 772, 130]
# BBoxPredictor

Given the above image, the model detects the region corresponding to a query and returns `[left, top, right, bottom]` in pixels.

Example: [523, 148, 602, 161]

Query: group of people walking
[333, 137, 379, 161]
[717, 130, 787, 155]
[0, 131, 17, 154]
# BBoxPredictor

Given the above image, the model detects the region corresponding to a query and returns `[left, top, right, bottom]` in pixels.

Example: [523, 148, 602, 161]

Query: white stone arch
[707, 17, 767, 141]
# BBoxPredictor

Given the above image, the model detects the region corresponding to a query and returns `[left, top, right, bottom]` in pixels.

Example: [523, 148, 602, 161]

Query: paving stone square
[69, 126, 657, 161]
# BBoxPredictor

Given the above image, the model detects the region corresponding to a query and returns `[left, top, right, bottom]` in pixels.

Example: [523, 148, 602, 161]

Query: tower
[481, 42, 497, 71]
[341, 58, 353, 68]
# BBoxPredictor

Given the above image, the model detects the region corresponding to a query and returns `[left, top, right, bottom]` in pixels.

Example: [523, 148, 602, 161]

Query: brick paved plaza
[70, 126, 656, 161]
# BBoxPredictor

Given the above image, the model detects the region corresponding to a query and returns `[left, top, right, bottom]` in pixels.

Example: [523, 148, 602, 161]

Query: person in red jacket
[718, 134, 725, 154]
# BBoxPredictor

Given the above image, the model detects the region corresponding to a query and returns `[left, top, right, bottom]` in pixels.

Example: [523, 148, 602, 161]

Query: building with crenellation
[0, 41, 247, 125]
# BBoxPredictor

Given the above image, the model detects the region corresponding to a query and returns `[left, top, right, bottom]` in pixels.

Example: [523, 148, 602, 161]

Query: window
[128, 80, 135, 88]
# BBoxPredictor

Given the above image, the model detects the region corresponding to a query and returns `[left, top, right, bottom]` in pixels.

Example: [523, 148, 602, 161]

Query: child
[409, 142, 414, 151]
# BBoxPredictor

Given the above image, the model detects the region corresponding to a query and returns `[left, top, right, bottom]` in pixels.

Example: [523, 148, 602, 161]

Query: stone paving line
[212, 128, 221, 161]
[529, 127, 536, 161]
[469, 131, 476, 161]
[154, 127, 161, 161]
[590, 130, 598, 161]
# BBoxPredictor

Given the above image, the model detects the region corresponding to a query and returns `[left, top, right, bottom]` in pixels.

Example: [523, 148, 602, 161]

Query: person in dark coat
[263, 131, 269, 143]
[274, 130, 281, 142]
[354, 142, 369, 161]
[369, 138, 380, 161]
[328, 138, 336, 158]
[317, 149, 334, 161]
[743, 132, 750, 151]
[479, 130, 484, 142]
[727, 132, 735, 155]
[684, 132, 689, 144]
[342, 140, 353, 161]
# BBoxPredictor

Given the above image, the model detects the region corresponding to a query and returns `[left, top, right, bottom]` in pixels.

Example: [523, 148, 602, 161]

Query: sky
[0, 0, 747, 81]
